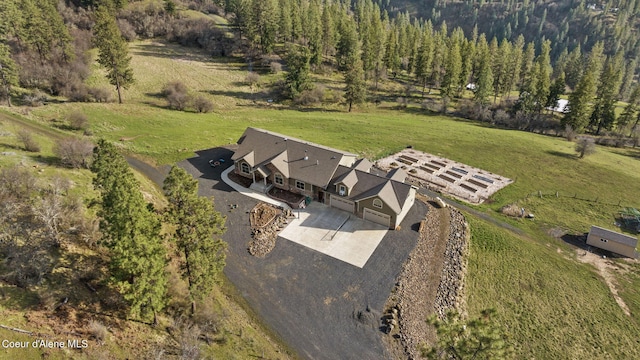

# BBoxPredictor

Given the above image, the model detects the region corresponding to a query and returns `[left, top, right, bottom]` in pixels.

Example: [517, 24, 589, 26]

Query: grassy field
[9, 38, 640, 358]
[466, 217, 640, 359]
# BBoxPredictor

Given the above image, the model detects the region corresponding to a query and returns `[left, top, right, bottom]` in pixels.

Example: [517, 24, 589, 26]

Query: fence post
[538, 190, 542, 198]
[556, 191, 559, 198]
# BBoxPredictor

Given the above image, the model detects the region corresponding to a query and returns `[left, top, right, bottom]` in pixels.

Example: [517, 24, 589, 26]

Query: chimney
[304, 150, 308, 161]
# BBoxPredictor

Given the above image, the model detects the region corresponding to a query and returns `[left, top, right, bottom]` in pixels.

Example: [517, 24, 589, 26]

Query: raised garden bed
[419, 166, 435, 174]
[268, 187, 305, 208]
[445, 171, 463, 179]
[397, 157, 413, 165]
[438, 174, 455, 183]
[467, 178, 489, 189]
[459, 183, 478, 193]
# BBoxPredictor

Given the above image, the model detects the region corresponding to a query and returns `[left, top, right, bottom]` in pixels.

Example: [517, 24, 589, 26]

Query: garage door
[363, 208, 391, 228]
[330, 195, 354, 212]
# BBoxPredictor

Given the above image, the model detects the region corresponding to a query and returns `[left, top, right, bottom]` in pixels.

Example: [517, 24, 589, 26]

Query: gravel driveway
[179, 147, 427, 360]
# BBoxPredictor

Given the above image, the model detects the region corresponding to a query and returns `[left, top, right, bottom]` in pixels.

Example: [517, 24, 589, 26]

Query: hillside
[382, 0, 640, 58]
[0, 111, 294, 359]
[9, 36, 639, 358]
[0, 0, 639, 358]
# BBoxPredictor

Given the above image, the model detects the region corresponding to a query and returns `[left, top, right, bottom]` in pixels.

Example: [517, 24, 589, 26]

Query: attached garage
[363, 208, 391, 228]
[330, 195, 355, 212]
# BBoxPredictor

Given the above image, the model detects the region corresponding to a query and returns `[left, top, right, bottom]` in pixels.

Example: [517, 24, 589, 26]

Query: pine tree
[441, 37, 462, 99]
[92, 140, 167, 324]
[504, 35, 524, 100]
[518, 42, 535, 91]
[321, 1, 337, 57]
[18, 0, 73, 62]
[342, 16, 366, 112]
[93, 5, 134, 104]
[492, 38, 511, 103]
[564, 45, 583, 89]
[284, 46, 312, 99]
[370, 6, 386, 90]
[0, 43, 19, 107]
[563, 42, 605, 132]
[250, 0, 279, 54]
[617, 85, 640, 135]
[415, 25, 434, 96]
[474, 34, 493, 106]
[278, 0, 292, 42]
[383, 23, 400, 77]
[163, 166, 227, 315]
[546, 72, 565, 111]
[590, 53, 623, 134]
[531, 40, 552, 113]
[307, 0, 323, 66]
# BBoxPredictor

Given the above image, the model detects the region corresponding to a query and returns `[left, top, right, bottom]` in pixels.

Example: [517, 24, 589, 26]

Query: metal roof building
[586, 226, 638, 259]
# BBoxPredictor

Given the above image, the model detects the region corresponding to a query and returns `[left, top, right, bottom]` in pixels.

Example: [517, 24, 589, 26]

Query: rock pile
[434, 209, 469, 320]
[387, 199, 470, 360]
[394, 205, 445, 359]
[248, 204, 291, 257]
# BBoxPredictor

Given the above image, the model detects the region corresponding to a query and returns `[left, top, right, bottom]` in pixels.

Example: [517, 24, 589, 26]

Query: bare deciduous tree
[54, 138, 94, 168]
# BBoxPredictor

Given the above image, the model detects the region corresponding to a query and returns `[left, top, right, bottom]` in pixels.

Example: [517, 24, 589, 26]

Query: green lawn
[12, 38, 640, 359]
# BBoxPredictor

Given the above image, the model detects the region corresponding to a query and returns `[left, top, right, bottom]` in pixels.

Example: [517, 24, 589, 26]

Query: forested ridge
[381, 0, 640, 61]
[1, 0, 639, 142]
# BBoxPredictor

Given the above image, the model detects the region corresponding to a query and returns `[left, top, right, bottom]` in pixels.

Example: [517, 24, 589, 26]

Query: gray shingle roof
[232, 127, 357, 188]
[330, 166, 412, 214]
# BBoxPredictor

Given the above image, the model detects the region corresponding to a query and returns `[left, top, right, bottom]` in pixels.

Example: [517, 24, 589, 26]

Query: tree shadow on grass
[546, 150, 578, 160]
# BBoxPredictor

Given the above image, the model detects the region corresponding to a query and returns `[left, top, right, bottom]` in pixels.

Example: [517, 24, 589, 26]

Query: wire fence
[523, 190, 638, 209]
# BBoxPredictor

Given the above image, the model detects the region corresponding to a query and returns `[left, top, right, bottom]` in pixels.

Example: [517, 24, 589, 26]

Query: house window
[373, 198, 383, 209]
[295, 180, 305, 190]
[274, 173, 284, 185]
[339, 185, 346, 196]
[241, 162, 250, 174]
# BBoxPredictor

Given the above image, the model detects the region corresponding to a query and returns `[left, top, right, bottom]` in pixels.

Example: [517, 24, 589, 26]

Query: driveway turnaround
[279, 202, 388, 268]
[179, 147, 427, 360]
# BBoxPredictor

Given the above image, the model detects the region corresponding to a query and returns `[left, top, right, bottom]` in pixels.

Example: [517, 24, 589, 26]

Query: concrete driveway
[280, 202, 388, 268]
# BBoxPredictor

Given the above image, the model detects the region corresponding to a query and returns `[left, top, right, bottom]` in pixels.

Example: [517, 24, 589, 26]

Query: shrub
[54, 138, 94, 168]
[22, 90, 48, 107]
[88, 320, 108, 342]
[88, 87, 113, 103]
[68, 85, 92, 102]
[493, 110, 511, 126]
[16, 130, 40, 152]
[68, 112, 89, 131]
[245, 72, 260, 89]
[294, 86, 325, 106]
[564, 125, 577, 141]
[162, 81, 190, 110]
[575, 137, 596, 158]
[193, 95, 214, 113]
[396, 97, 408, 108]
[270, 61, 282, 74]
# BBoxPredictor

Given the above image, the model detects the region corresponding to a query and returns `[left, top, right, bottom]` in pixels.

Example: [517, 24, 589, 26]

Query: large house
[231, 127, 416, 229]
